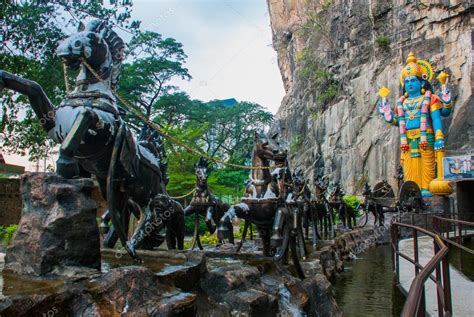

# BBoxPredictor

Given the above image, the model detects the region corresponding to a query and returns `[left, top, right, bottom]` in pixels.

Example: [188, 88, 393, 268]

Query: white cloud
[132, 0, 284, 113]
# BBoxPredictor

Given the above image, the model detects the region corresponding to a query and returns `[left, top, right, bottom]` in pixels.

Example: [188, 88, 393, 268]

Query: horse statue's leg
[192, 211, 203, 250]
[236, 220, 250, 252]
[296, 206, 308, 259]
[217, 203, 248, 240]
[166, 201, 185, 250]
[184, 205, 201, 250]
[377, 204, 384, 227]
[0, 71, 55, 132]
[303, 208, 311, 239]
[308, 204, 319, 247]
[270, 206, 285, 247]
[326, 202, 335, 237]
[205, 206, 216, 234]
[338, 203, 346, 229]
[57, 108, 98, 178]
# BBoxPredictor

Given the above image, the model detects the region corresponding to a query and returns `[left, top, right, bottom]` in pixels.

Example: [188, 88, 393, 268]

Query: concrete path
[398, 236, 474, 316]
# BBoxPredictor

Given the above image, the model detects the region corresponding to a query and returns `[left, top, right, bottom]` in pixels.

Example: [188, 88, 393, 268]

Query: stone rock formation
[5, 173, 101, 276]
[0, 266, 197, 316]
[267, 0, 473, 194]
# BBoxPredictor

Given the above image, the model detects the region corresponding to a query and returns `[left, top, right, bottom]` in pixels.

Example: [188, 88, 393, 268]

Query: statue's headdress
[399, 52, 433, 86]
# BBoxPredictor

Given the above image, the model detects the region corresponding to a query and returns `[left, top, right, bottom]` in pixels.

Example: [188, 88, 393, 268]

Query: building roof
[219, 98, 238, 107]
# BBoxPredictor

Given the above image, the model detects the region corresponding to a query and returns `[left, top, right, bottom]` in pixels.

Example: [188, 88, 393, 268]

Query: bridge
[391, 213, 474, 316]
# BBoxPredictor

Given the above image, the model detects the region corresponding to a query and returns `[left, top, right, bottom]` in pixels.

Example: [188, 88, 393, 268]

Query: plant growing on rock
[0, 224, 18, 245]
[376, 35, 391, 49]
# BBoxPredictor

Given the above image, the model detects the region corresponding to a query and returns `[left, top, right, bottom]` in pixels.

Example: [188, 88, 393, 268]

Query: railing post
[391, 223, 395, 271]
[413, 229, 426, 316]
[434, 240, 443, 317]
[442, 255, 452, 316]
[395, 225, 400, 285]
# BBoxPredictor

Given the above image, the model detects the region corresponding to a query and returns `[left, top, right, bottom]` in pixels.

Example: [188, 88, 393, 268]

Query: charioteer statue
[378, 52, 454, 197]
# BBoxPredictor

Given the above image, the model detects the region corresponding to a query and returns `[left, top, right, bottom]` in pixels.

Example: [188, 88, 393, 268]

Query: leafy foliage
[297, 49, 339, 109]
[376, 35, 391, 49]
[0, 1, 274, 205]
[0, 224, 18, 246]
[343, 195, 361, 217]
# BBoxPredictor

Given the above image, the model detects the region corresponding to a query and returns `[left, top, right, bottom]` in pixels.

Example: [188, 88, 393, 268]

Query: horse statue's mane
[77, 20, 124, 90]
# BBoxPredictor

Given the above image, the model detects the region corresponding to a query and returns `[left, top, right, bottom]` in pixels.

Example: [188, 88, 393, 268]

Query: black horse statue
[184, 157, 234, 249]
[0, 20, 183, 259]
[361, 182, 385, 227]
[217, 131, 287, 256]
[292, 168, 318, 246]
[311, 174, 333, 237]
[328, 182, 356, 230]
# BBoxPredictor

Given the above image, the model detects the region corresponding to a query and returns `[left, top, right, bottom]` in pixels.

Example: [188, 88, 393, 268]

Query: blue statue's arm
[430, 106, 445, 150]
[377, 99, 398, 126]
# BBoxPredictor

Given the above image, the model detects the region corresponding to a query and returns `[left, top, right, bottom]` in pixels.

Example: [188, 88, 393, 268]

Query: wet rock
[97, 267, 198, 315]
[224, 289, 278, 316]
[156, 251, 207, 291]
[0, 266, 197, 317]
[5, 173, 100, 276]
[200, 264, 260, 301]
[303, 274, 343, 317]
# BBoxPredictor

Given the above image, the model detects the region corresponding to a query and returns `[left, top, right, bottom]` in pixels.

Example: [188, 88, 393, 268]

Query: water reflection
[335, 245, 405, 317]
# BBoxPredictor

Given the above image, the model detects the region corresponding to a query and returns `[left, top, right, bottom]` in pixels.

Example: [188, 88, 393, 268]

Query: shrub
[343, 195, 362, 217]
[290, 135, 303, 154]
[234, 221, 257, 239]
[184, 215, 207, 235]
[0, 224, 18, 245]
[376, 35, 390, 49]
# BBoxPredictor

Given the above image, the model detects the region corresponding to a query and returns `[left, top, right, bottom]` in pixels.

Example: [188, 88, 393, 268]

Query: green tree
[0, 0, 140, 160]
[119, 31, 191, 120]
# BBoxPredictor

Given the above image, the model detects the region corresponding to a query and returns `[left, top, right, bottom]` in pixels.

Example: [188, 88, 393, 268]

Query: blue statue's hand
[440, 87, 452, 104]
[434, 139, 445, 150]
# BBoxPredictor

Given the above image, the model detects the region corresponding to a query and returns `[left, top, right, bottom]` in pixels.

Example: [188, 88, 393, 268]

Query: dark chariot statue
[328, 182, 356, 230]
[0, 20, 184, 259]
[184, 157, 234, 249]
[217, 132, 306, 278]
[311, 174, 334, 237]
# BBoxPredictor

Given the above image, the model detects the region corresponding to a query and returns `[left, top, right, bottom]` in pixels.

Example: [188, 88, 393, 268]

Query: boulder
[200, 264, 260, 301]
[0, 266, 196, 317]
[5, 173, 100, 276]
[156, 251, 207, 291]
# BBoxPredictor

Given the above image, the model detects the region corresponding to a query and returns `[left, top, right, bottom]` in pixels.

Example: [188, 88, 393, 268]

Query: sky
[132, 0, 284, 112]
[4, 0, 285, 169]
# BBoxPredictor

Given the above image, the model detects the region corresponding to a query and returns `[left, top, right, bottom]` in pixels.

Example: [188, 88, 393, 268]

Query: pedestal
[5, 173, 100, 276]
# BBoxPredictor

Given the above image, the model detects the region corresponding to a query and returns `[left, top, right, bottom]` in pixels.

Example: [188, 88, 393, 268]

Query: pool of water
[334, 245, 405, 317]
[448, 240, 474, 280]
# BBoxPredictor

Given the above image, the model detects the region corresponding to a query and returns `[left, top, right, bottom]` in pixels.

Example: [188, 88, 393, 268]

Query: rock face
[267, 0, 473, 194]
[5, 173, 101, 275]
[0, 266, 197, 317]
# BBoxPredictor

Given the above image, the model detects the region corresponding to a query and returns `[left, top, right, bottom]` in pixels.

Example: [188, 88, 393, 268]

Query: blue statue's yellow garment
[401, 128, 436, 191]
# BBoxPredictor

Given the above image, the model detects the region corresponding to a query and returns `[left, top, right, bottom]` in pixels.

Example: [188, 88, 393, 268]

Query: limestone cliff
[267, 0, 473, 194]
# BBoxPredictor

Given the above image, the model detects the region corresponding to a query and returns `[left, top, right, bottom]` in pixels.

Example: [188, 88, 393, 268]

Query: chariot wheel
[357, 204, 370, 227]
[398, 181, 423, 213]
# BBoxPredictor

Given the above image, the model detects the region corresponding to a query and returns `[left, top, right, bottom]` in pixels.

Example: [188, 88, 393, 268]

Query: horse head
[57, 20, 124, 90]
[195, 157, 209, 185]
[293, 167, 305, 188]
[313, 174, 328, 190]
[363, 182, 371, 196]
[253, 131, 287, 164]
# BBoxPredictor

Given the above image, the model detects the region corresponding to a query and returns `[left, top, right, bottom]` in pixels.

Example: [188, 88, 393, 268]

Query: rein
[77, 58, 285, 171]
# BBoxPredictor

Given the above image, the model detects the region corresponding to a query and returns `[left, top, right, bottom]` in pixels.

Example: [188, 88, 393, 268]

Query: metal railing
[433, 216, 474, 254]
[391, 220, 452, 317]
